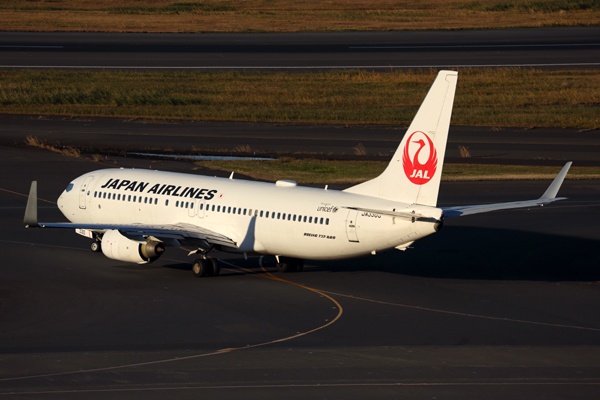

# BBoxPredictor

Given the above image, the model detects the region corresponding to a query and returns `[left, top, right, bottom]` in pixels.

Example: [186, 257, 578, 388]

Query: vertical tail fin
[344, 70, 458, 206]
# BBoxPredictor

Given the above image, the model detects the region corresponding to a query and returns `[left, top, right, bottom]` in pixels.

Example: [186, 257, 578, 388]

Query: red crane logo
[402, 131, 438, 185]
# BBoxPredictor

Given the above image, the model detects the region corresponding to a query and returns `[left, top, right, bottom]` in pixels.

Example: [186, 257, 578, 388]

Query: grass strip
[2, 69, 599, 128]
[1, 0, 599, 32]
[23, 136, 599, 183]
[193, 158, 600, 184]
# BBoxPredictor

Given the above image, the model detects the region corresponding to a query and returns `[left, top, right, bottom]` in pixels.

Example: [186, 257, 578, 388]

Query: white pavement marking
[0, 45, 63, 48]
[350, 43, 600, 49]
[1, 63, 600, 69]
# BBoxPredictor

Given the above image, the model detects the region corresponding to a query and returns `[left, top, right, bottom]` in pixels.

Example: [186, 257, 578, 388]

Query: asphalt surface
[1, 28, 600, 70]
[1, 146, 599, 399]
[2, 114, 599, 166]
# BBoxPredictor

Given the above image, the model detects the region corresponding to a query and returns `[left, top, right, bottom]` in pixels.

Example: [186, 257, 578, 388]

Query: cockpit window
[65, 183, 74, 192]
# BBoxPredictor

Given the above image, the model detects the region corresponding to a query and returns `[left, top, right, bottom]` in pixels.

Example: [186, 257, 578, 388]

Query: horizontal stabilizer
[442, 162, 572, 218]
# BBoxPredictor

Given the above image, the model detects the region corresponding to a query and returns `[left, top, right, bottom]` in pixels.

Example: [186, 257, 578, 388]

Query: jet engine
[101, 230, 165, 264]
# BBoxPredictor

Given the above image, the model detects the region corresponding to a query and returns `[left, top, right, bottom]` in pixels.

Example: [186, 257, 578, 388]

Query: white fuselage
[57, 169, 441, 260]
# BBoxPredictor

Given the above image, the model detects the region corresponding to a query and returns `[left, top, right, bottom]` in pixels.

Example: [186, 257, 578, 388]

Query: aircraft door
[197, 201, 205, 219]
[346, 209, 359, 242]
[79, 176, 94, 209]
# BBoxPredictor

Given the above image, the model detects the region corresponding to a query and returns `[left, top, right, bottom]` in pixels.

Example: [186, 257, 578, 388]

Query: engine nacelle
[101, 230, 165, 264]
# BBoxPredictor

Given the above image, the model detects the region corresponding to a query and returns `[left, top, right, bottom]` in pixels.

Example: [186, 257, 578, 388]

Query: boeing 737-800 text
[24, 71, 572, 277]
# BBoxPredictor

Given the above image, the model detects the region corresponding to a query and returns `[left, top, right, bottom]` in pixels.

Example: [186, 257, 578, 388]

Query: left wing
[442, 162, 571, 218]
[23, 181, 236, 248]
[38, 222, 237, 248]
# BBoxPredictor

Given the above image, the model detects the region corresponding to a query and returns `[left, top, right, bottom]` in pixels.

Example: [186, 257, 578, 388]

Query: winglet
[540, 162, 572, 200]
[24, 181, 39, 228]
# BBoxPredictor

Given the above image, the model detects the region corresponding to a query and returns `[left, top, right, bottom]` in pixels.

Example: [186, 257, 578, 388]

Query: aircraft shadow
[306, 227, 599, 282]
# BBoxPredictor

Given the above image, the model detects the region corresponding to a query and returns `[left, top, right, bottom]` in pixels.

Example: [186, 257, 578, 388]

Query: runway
[1, 145, 599, 399]
[2, 114, 599, 166]
[1, 27, 600, 70]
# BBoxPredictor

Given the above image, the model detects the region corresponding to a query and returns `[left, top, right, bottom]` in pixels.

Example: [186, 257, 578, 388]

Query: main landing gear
[192, 255, 304, 277]
[276, 257, 304, 273]
[90, 240, 102, 252]
[192, 257, 221, 278]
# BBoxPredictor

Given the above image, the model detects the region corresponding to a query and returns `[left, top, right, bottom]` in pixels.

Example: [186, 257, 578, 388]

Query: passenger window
[155, 198, 158, 205]
[238, 208, 241, 215]
[133, 196, 136, 201]
[139, 197, 142, 203]
[303, 216, 307, 222]
[94, 192, 97, 198]
[282, 213, 286, 219]
[309, 217, 312, 223]
[200, 204, 203, 210]
[326, 218, 329, 225]
[128, 195, 131, 201]
[293, 215, 296, 221]
[166, 199, 169, 206]
[266, 211, 269, 218]
[288, 214, 291, 221]
[212, 205, 215, 211]
[320, 218, 323, 224]
[176, 201, 179, 207]
[217, 206, 221, 212]
[117, 194, 121, 200]
[315, 217, 318, 224]
[277, 212, 281, 219]
[260, 211, 264, 217]
[144, 197, 147, 204]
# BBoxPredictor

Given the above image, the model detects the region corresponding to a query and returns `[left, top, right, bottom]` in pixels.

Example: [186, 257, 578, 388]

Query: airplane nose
[57, 191, 65, 209]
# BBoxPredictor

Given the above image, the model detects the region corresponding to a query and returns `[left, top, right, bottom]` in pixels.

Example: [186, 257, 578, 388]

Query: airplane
[23, 70, 572, 277]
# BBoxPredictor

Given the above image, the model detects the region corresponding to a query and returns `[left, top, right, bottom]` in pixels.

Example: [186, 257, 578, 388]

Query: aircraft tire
[277, 257, 299, 273]
[192, 258, 210, 277]
[208, 257, 220, 277]
[90, 241, 102, 252]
